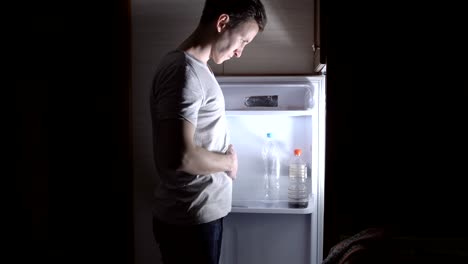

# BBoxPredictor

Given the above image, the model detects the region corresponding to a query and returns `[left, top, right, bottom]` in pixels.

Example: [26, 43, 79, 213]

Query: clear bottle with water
[288, 148, 308, 208]
[262, 132, 281, 201]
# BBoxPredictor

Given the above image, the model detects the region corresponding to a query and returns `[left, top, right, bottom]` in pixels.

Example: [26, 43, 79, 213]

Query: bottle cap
[294, 149, 302, 156]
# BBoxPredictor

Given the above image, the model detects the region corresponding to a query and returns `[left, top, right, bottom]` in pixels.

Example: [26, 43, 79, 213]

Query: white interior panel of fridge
[220, 77, 319, 213]
[226, 115, 313, 212]
[221, 214, 312, 264]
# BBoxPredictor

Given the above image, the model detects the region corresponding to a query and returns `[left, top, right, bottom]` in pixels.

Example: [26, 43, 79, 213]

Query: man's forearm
[178, 145, 235, 176]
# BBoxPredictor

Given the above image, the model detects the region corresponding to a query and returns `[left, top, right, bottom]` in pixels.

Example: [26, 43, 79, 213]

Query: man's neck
[178, 26, 214, 64]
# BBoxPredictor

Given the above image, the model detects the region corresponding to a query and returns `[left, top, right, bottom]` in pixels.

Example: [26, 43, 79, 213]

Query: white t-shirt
[150, 50, 232, 225]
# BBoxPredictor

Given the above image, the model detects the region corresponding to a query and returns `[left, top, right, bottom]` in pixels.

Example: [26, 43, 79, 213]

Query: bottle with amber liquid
[288, 148, 308, 208]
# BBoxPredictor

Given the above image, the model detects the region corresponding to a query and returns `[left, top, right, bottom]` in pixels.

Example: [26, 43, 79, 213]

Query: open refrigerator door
[218, 75, 326, 264]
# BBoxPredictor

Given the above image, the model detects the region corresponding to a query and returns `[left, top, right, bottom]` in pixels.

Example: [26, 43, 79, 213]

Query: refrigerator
[216, 75, 326, 264]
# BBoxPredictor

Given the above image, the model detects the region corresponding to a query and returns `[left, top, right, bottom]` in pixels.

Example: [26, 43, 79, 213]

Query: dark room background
[12, 0, 467, 263]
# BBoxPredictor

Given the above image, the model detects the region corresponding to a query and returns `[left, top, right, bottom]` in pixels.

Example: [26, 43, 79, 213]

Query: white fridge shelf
[226, 110, 313, 116]
[231, 198, 314, 214]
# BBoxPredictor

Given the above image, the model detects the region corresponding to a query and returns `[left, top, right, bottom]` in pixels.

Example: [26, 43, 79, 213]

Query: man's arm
[156, 118, 238, 180]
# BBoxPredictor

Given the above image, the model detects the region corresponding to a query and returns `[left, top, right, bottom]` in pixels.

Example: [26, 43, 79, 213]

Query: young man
[149, 0, 267, 263]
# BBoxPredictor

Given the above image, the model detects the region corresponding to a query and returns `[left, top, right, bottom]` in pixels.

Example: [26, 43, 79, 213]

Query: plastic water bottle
[262, 132, 281, 201]
[288, 148, 308, 208]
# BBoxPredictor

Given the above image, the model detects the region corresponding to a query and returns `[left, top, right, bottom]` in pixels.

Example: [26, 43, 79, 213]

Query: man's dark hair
[199, 0, 267, 31]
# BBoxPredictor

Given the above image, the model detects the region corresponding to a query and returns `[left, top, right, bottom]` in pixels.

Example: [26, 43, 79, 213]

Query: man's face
[211, 19, 260, 64]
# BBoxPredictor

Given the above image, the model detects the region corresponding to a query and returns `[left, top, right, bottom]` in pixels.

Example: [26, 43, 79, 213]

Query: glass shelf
[226, 110, 313, 116]
[231, 198, 314, 214]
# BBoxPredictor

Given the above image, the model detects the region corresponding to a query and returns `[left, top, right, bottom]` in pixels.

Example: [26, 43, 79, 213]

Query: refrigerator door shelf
[231, 197, 314, 214]
[221, 80, 316, 111]
[226, 109, 313, 116]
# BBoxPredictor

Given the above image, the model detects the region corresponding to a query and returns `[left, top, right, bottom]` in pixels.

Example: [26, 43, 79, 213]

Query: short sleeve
[152, 64, 204, 126]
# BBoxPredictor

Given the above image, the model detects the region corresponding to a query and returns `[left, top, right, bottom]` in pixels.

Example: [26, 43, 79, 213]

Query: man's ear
[216, 14, 230, 33]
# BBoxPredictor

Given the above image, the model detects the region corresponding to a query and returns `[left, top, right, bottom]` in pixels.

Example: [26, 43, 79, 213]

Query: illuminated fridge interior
[217, 75, 326, 264]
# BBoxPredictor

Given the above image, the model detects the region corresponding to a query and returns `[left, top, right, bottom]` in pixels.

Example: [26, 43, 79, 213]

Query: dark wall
[11, 0, 467, 263]
[12, 1, 133, 263]
[323, 0, 468, 262]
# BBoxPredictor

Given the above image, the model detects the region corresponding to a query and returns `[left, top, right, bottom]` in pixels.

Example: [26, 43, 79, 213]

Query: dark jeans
[153, 216, 224, 264]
